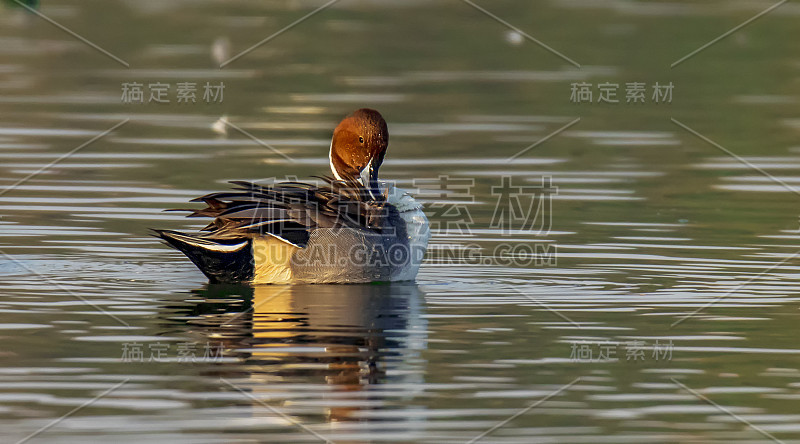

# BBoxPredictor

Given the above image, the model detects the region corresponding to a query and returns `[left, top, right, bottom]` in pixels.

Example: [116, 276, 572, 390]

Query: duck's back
[254, 185, 429, 284]
[157, 180, 429, 284]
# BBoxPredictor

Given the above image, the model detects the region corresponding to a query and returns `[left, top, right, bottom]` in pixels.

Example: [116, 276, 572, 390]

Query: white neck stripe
[328, 139, 343, 180]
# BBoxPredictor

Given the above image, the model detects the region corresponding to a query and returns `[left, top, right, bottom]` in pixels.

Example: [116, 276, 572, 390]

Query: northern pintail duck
[155, 108, 430, 284]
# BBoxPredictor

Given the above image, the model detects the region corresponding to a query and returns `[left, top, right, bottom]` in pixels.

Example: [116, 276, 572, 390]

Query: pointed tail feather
[152, 229, 254, 283]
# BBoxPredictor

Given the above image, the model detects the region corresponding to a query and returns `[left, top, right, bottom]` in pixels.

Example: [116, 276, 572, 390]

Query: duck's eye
[358, 136, 364, 144]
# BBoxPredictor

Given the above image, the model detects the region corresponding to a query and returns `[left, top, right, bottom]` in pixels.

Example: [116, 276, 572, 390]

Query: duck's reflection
[167, 283, 427, 427]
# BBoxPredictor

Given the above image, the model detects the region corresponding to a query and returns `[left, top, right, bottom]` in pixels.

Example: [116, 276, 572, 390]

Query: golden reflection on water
[177, 283, 424, 427]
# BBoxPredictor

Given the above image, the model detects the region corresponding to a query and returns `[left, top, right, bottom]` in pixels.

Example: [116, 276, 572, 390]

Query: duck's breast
[386, 185, 430, 282]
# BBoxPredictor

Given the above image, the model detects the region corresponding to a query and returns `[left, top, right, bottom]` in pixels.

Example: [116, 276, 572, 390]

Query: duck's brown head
[329, 108, 388, 200]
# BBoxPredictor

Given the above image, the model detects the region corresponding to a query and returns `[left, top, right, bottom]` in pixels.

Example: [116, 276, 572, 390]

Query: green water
[1, 0, 799, 442]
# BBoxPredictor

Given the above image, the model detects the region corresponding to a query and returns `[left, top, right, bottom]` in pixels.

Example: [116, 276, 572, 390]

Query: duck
[154, 108, 430, 284]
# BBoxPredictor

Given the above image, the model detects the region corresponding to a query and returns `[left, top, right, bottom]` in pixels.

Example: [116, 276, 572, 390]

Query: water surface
[1, 0, 799, 442]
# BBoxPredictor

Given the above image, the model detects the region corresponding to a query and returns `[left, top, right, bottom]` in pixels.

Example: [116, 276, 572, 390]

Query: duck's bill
[358, 160, 381, 201]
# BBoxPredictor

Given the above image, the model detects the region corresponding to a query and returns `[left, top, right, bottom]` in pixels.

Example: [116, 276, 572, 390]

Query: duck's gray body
[157, 181, 429, 284]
